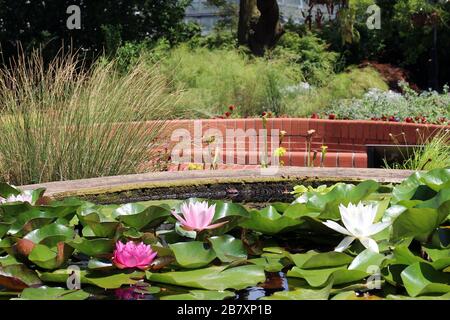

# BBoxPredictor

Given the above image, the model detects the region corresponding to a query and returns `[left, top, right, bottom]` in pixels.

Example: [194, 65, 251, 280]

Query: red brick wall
[158, 118, 448, 169]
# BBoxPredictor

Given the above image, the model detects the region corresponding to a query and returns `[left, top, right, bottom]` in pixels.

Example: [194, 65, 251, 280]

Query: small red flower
[225, 112, 231, 118]
[311, 113, 319, 119]
[328, 114, 336, 120]
[262, 112, 267, 117]
[229, 105, 235, 111]
[405, 117, 413, 123]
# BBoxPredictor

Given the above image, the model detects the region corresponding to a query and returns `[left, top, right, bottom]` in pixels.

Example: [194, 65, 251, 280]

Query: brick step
[170, 151, 368, 169]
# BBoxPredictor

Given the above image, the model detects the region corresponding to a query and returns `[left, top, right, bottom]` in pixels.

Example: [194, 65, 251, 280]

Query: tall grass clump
[0, 51, 175, 185]
[149, 45, 302, 118]
[384, 129, 450, 171]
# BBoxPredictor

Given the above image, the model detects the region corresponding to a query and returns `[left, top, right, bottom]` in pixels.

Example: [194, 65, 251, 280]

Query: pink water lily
[113, 241, 157, 270]
[172, 201, 227, 232]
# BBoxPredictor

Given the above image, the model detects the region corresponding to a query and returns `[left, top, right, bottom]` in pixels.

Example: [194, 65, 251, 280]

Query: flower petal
[172, 212, 188, 227]
[334, 236, 355, 252]
[323, 220, 352, 236]
[204, 221, 227, 230]
[360, 237, 379, 253]
[365, 221, 391, 237]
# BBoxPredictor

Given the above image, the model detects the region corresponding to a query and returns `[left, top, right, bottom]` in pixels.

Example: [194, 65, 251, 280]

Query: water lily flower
[0, 193, 33, 204]
[113, 241, 157, 270]
[172, 201, 226, 232]
[323, 202, 391, 253]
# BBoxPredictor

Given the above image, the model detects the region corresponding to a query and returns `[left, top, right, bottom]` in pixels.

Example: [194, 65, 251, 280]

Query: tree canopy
[0, 0, 193, 62]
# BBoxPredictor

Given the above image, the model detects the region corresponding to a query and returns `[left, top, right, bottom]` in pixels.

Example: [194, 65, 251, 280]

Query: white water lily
[0, 193, 33, 204]
[323, 202, 391, 253]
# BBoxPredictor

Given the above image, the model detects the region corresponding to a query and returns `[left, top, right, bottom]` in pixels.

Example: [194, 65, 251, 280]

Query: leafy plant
[0, 51, 176, 185]
[0, 169, 449, 300]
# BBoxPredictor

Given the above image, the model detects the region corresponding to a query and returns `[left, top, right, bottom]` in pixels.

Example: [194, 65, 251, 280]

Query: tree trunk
[238, 0, 284, 56]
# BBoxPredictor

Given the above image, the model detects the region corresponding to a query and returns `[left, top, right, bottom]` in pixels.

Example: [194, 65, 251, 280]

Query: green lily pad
[67, 237, 114, 257]
[262, 281, 332, 300]
[161, 290, 235, 300]
[147, 265, 266, 291]
[28, 244, 72, 270]
[348, 249, 386, 272]
[0, 264, 42, 291]
[209, 235, 247, 263]
[77, 206, 120, 238]
[239, 206, 301, 235]
[39, 269, 145, 289]
[287, 265, 368, 287]
[401, 262, 450, 297]
[23, 224, 75, 247]
[114, 203, 171, 230]
[17, 287, 90, 300]
[290, 251, 353, 269]
[169, 241, 216, 269]
[0, 183, 21, 198]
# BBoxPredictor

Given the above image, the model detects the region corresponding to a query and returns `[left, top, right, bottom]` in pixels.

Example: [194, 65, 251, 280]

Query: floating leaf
[147, 265, 265, 291]
[288, 265, 368, 287]
[0, 264, 42, 291]
[28, 243, 72, 270]
[161, 290, 235, 300]
[114, 203, 171, 230]
[239, 206, 301, 235]
[401, 262, 450, 297]
[290, 251, 353, 269]
[67, 237, 114, 258]
[262, 281, 332, 300]
[23, 224, 75, 247]
[209, 235, 247, 263]
[169, 241, 216, 269]
[17, 287, 90, 300]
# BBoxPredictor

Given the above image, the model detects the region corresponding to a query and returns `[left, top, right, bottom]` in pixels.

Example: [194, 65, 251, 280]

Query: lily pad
[113, 203, 171, 230]
[0, 264, 42, 291]
[17, 287, 90, 300]
[169, 242, 216, 269]
[209, 235, 247, 263]
[161, 290, 235, 300]
[401, 262, 450, 297]
[67, 237, 114, 257]
[239, 206, 301, 235]
[287, 265, 368, 287]
[147, 265, 266, 291]
[23, 224, 75, 247]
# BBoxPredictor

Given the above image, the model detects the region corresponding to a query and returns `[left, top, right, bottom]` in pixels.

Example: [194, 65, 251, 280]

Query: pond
[0, 168, 449, 300]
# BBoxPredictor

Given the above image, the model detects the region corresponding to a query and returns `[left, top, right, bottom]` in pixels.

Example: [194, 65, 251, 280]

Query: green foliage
[147, 44, 302, 118]
[328, 82, 450, 123]
[274, 32, 339, 86]
[0, 0, 195, 63]
[1, 169, 450, 299]
[384, 130, 450, 171]
[0, 51, 175, 185]
[287, 66, 388, 117]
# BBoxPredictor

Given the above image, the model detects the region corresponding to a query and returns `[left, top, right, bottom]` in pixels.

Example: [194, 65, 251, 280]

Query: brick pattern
[158, 118, 448, 170]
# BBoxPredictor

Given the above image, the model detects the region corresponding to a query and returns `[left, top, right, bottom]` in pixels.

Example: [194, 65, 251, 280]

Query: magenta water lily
[113, 241, 157, 270]
[172, 201, 227, 232]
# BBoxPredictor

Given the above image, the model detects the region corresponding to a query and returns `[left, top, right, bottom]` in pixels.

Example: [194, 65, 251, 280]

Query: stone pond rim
[20, 167, 417, 205]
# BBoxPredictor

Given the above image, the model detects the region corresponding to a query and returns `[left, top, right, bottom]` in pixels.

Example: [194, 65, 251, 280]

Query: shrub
[285, 66, 389, 117]
[326, 82, 450, 123]
[0, 51, 175, 185]
[150, 44, 302, 118]
[273, 32, 339, 86]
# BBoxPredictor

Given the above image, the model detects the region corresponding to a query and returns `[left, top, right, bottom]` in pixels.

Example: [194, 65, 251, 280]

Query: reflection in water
[236, 272, 289, 300]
